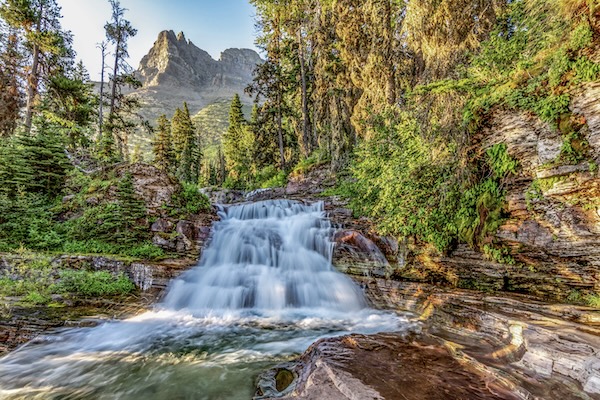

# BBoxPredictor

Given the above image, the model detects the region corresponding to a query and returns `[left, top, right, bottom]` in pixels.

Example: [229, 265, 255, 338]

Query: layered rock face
[132, 30, 261, 124]
[346, 82, 600, 302]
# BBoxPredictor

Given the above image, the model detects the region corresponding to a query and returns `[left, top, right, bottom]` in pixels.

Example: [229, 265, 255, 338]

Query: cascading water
[164, 200, 366, 313]
[0, 200, 408, 399]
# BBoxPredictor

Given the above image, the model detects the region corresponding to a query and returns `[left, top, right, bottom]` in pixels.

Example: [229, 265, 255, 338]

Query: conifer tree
[0, 0, 73, 134]
[171, 102, 200, 183]
[153, 114, 172, 172]
[171, 104, 191, 160]
[0, 25, 23, 136]
[103, 0, 139, 160]
[116, 172, 147, 244]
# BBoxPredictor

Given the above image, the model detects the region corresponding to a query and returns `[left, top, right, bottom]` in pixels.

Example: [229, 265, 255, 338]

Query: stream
[0, 200, 409, 399]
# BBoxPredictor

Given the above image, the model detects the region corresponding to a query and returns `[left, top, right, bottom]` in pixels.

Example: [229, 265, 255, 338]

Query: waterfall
[0, 200, 404, 400]
[163, 199, 366, 313]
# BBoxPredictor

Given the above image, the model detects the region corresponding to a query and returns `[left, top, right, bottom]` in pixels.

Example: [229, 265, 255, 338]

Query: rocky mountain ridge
[125, 30, 261, 155]
[136, 30, 261, 90]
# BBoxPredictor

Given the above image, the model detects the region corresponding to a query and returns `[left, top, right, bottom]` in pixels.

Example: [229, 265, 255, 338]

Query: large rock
[256, 332, 523, 400]
[115, 163, 179, 215]
[357, 279, 600, 399]
[333, 230, 392, 278]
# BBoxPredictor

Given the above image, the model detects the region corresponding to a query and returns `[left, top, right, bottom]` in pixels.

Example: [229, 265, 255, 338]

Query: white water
[0, 200, 412, 399]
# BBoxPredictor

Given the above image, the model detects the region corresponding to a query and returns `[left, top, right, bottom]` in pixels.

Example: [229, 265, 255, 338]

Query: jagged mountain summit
[130, 30, 261, 132]
[137, 30, 261, 90]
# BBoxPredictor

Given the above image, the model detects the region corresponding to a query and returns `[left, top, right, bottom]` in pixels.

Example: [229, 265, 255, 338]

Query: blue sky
[56, 0, 259, 80]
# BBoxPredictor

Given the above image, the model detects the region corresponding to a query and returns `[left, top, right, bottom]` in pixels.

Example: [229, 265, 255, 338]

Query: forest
[0, 0, 599, 263]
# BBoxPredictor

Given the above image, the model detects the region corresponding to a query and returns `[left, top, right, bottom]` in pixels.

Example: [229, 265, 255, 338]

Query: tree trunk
[297, 29, 311, 157]
[24, 2, 43, 134]
[277, 103, 285, 169]
[109, 36, 120, 118]
[98, 42, 106, 137]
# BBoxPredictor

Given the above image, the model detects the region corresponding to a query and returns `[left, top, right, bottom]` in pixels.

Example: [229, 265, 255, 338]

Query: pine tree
[0, 0, 73, 134]
[43, 63, 95, 150]
[223, 94, 245, 175]
[104, 0, 139, 160]
[0, 25, 23, 137]
[171, 102, 200, 183]
[116, 172, 147, 244]
[153, 114, 172, 171]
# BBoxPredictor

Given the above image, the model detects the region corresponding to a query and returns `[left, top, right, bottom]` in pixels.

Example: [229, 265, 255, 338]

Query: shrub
[171, 183, 211, 215]
[55, 270, 135, 297]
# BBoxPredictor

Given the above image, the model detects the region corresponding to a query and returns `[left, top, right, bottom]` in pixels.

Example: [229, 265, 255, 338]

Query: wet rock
[256, 333, 521, 400]
[129, 263, 153, 291]
[333, 230, 392, 278]
[358, 279, 600, 398]
[201, 188, 247, 204]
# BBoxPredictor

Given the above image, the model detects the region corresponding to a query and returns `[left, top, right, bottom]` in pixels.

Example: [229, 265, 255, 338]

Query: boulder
[151, 218, 174, 233]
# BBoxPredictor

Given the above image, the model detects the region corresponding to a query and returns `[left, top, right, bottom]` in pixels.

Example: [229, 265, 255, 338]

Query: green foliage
[55, 270, 135, 297]
[585, 294, 600, 309]
[0, 193, 63, 252]
[486, 143, 518, 178]
[482, 244, 516, 265]
[222, 94, 257, 186]
[291, 148, 331, 177]
[468, 0, 600, 127]
[170, 183, 211, 215]
[259, 169, 288, 189]
[560, 131, 589, 164]
[346, 111, 461, 251]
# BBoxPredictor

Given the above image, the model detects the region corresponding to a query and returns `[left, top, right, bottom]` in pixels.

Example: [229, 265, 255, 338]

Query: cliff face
[336, 82, 600, 303]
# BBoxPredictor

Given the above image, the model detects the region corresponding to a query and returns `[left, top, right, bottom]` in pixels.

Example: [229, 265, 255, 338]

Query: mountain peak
[137, 30, 262, 89]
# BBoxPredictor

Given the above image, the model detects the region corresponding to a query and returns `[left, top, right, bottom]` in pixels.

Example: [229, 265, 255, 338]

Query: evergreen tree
[103, 0, 139, 160]
[43, 62, 95, 150]
[0, 25, 23, 136]
[115, 172, 147, 244]
[152, 114, 172, 171]
[0, 123, 70, 196]
[171, 102, 200, 183]
[0, 0, 73, 134]
[18, 121, 71, 194]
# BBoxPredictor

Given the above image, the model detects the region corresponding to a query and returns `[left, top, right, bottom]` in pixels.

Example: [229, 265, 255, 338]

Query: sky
[56, 0, 259, 80]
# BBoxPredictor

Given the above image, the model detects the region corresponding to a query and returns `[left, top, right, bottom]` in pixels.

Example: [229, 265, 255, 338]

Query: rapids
[0, 200, 409, 399]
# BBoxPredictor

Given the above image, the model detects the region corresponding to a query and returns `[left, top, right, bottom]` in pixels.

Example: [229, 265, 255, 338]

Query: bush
[127, 243, 165, 259]
[171, 183, 211, 215]
[55, 270, 135, 297]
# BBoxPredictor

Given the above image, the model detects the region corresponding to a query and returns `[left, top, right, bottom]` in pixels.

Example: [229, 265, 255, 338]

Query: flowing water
[0, 200, 409, 399]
